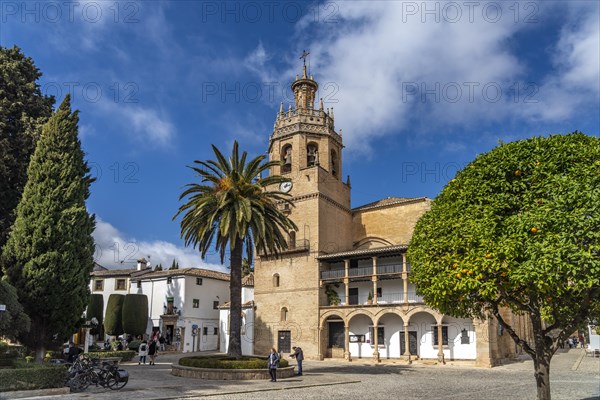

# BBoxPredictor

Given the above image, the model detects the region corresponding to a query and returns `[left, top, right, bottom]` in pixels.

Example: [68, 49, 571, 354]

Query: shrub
[0, 365, 67, 392]
[179, 355, 289, 369]
[87, 350, 135, 362]
[122, 294, 148, 336]
[104, 294, 125, 336]
[128, 340, 142, 351]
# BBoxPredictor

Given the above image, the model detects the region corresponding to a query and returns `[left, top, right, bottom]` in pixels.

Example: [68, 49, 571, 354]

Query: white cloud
[266, 1, 599, 153]
[93, 217, 228, 273]
[521, 5, 600, 122]
[96, 100, 176, 148]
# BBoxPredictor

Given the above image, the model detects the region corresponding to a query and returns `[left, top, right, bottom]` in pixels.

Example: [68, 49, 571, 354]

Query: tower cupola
[291, 53, 318, 109]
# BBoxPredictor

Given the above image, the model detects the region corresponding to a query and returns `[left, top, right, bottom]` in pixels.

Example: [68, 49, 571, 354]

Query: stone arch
[354, 236, 394, 250]
[319, 310, 346, 326]
[280, 307, 288, 322]
[330, 149, 338, 177]
[281, 144, 292, 173]
[306, 142, 318, 167]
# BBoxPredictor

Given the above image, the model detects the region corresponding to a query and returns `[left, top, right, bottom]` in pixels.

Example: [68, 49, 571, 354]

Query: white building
[90, 260, 230, 353]
[219, 273, 255, 355]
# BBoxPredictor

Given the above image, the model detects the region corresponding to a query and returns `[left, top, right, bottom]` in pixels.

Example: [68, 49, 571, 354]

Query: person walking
[290, 346, 304, 376]
[267, 348, 280, 382]
[148, 339, 158, 365]
[138, 340, 148, 365]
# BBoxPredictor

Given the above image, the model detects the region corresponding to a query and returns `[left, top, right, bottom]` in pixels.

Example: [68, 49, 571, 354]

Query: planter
[171, 364, 295, 380]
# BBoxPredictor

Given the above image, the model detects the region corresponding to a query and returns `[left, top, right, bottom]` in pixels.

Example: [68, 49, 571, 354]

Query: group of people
[138, 332, 161, 365]
[567, 335, 586, 349]
[267, 346, 303, 382]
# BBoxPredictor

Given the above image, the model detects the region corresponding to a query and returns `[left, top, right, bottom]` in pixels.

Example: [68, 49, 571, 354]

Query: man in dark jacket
[290, 346, 304, 375]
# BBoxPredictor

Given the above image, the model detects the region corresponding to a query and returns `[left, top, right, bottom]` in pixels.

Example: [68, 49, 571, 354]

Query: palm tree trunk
[227, 237, 243, 359]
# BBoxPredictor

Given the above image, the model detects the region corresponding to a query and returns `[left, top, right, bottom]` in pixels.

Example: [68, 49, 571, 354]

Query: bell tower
[268, 62, 349, 206]
[255, 57, 353, 358]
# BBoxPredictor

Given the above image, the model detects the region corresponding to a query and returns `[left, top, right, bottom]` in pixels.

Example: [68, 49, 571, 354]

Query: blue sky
[2, 1, 599, 271]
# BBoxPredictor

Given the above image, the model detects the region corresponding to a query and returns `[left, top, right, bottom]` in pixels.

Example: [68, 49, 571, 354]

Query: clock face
[280, 181, 293, 193]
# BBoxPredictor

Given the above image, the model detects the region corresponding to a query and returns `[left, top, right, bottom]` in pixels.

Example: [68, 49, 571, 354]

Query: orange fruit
[530, 227, 538, 234]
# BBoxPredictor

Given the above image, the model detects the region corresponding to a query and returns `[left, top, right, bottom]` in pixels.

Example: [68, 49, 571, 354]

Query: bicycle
[65, 354, 128, 392]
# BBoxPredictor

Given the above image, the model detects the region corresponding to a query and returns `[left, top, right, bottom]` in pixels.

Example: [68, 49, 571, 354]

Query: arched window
[273, 273, 280, 287]
[288, 231, 296, 249]
[281, 145, 292, 173]
[280, 307, 288, 322]
[307, 143, 318, 167]
[331, 149, 338, 177]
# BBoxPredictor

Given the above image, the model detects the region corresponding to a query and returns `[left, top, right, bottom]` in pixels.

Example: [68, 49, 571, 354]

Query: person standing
[290, 346, 304, 376]
[267, 348, 280, 382]
[148, 339, 158, 365]
[138, 340, 148, 365]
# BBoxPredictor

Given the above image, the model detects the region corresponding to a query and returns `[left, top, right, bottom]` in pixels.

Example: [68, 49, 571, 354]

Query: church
[252, 63, 530, 366]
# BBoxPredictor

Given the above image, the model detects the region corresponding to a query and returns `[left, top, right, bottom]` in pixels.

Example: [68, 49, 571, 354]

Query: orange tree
[408, 132, 599, 400]
[175, 141, 296, 358]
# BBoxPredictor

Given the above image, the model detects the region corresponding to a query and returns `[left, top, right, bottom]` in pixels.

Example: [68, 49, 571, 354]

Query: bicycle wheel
[68, 371, 91, 392]
[107, 369, 128, 390]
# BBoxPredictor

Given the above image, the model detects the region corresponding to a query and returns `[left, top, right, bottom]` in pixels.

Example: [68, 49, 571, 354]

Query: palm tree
[175, 141, 297, 358]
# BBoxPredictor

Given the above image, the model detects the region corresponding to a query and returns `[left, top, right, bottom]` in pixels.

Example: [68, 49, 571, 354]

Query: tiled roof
[91, 267, 147, 277]
[91, 267, 230, 282]
[352, 197, 428, 212]
[219, 300, 255, 309]
[133, 267, 230, 282]
[316, 244, 408, 261]
[242, 272, 254, 287]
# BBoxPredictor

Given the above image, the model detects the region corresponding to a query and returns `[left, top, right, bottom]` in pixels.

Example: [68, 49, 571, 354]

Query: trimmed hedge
[179, 355, 289, 369]
[0, 365, 67, 392]
[87, 350, 135, 362]
[104, 294, 125, 336]
[128, 340, 142, 351]
[122, 294, 148, 335]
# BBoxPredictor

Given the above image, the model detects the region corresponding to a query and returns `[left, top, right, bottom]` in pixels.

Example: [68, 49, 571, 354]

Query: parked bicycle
[66, 354, 128, 392]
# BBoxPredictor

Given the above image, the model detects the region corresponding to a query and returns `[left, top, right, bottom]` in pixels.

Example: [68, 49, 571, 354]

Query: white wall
[219, 306, 255, 355]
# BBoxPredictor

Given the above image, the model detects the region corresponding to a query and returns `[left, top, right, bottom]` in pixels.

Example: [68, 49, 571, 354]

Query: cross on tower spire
[299, 50, 310, 66]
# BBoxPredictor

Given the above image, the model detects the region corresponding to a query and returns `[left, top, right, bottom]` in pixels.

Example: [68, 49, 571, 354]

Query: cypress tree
[122, 294, 148, 336]
[104, 294, 125, 337]
[0, 46, 54, 252]
[1, 94, 95, 360]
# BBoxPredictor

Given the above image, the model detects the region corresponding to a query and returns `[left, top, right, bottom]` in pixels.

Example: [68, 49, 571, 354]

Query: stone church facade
[253, 65, 530, 366]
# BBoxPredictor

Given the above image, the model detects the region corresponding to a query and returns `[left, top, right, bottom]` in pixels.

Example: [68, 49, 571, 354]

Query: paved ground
[7, 348, 599, 400]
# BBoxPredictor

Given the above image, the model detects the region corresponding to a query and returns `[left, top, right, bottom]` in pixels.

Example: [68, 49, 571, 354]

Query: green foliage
[0, 365, 67, 392]
[408, 133, 600, 398]
[122, 294, 148, 336]
[0, 46, 54, 251]
[127, 340, 142, 351]
[1, 95, 95, 359]
[174, 141, 297, 359]
[408, 133, 600, 327]
[325, 284, 341, 305]
[179, 355, 289, 369]
[87, 294, 104, 324]
[0, 279, 30, 339]
[104, 294, 125, 336]
[87, 350, 135, 362]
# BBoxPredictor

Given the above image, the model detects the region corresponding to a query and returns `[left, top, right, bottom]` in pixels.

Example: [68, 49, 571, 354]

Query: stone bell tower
[254, 58, 353, 358]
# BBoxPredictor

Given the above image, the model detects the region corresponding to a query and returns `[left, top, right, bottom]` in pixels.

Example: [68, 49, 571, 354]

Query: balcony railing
[321, 268, 345, 279]
[377, 264, 403, 274]
[325, 292, 425, 306]
[348, 266, 373, 277]
[259, 239, 309, 257]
